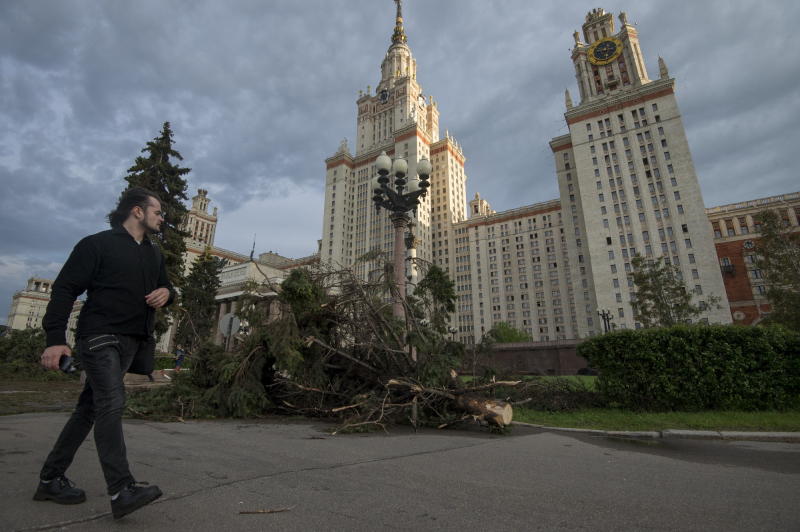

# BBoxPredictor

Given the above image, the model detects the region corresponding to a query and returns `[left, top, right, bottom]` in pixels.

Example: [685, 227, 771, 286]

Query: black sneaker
[111, 482, 162, 519]
[33, 475, 87, 505]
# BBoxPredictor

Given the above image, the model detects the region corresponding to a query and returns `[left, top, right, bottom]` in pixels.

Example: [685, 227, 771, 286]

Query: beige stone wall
[558, 80, 731, 334]
[6, 277, 81, 346]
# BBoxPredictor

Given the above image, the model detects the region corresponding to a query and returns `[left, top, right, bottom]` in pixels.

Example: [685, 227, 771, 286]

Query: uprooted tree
[129, 255, 516, 432]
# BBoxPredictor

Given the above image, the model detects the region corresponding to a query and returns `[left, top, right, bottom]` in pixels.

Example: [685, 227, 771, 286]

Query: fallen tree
[129, 257, 516, 432]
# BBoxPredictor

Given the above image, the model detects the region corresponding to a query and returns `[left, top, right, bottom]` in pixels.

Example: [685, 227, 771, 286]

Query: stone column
[390, 213, 409, 320]
[731, 216, 742, 235]
[745, 214, 755, 234]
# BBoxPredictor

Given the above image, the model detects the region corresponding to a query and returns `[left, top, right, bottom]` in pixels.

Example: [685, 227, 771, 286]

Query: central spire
[391, 0, 407, 44]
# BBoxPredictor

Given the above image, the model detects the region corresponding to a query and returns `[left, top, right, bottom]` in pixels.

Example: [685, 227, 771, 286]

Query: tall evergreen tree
[120, 121, 190, 337]
[174, 250, 226, 353]
[754, 210, 800, 330]
[413, 264, 456, 333]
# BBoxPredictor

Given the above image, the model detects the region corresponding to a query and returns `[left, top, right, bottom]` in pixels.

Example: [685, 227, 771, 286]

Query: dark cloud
[2, 0, 798, 324]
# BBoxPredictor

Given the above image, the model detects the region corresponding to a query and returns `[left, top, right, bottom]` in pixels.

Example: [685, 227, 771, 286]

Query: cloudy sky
[2, 0, 798, 324]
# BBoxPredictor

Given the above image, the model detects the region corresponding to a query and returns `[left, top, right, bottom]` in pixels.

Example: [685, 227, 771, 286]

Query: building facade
[706, 192, 800, 325]
[551, 8, 731, 337]
[320, 5, 736, 344]
[320, 1, 467, 286]
[452, 199, 576, 342]
[6, 277, 82, 345]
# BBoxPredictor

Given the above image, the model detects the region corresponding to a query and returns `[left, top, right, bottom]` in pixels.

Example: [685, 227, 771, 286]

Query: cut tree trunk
[454, 395, 513, 427]
[385, 379, 514, 427]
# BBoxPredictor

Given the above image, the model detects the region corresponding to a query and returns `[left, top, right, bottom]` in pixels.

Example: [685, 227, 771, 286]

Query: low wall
[468, 340, 589, 376]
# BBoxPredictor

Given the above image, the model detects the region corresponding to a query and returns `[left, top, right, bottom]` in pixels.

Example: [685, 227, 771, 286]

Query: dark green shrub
[492, 377, 604, 411]
[0, 328, 76, 381]
[578, 325, 800, 411]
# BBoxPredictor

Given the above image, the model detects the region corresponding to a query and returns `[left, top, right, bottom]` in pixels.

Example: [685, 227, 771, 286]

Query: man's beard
[143, 219, 162, 235]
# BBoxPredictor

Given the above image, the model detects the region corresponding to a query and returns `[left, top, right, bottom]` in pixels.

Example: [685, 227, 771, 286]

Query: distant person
[174, 345, 187, 372]
[35, 187, 173, 519]
[161, 345, 187, 380]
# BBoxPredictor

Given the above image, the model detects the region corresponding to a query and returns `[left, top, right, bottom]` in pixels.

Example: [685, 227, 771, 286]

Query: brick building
[706, 192, 800, 325]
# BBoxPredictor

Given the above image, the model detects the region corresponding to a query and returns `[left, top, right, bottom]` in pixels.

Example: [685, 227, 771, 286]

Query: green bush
[0, 328, 76, 381]
[578, 325, 800, 411]
[492, 376, 604, 411]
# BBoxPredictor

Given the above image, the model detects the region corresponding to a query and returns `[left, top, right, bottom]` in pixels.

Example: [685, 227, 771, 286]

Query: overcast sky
[2, 0, 799, 325]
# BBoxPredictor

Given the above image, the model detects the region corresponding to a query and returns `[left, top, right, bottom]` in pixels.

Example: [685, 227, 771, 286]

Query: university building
[6, 6, 797, 350]
[320, 5, 738, 344]
[320, 1, 466, 287]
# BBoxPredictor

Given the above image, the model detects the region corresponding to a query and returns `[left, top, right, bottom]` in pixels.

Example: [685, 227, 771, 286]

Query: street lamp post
[371, 151, 432, 319]
[597, 308, 614, 333]
[448, 326, 458, 341]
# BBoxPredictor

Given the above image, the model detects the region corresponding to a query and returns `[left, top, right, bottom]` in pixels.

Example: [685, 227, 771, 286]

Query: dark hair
[107, 187, 161, 227]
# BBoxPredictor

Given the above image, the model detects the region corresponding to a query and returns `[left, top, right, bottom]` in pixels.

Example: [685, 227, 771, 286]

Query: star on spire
[391, 0, 407, 44]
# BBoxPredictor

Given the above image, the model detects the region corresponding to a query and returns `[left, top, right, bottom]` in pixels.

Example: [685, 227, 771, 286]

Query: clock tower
[552, 8, 732, 336]
[354, 0, 439, 155]
[571, 9, 649, 104]
[321, 0, 467, 286]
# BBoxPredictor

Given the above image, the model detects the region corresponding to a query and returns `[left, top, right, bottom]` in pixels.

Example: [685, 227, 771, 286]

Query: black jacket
[43, 226, 175, 347]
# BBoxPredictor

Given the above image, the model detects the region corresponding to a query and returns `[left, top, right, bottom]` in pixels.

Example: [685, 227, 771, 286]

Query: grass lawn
[514, 408, 800, 432]
[0, 379, 82, 416]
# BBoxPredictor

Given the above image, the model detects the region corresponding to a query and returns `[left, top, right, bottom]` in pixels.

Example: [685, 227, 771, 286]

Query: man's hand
[41, 345, 71, 371]
[145, 287, 170, 309]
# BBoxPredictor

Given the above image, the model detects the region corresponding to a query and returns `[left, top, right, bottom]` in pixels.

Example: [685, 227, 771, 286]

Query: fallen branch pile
[206, 260, 515, 431]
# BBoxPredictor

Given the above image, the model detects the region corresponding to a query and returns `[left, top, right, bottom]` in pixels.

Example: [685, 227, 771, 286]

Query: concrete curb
[511, 422, 800, 443]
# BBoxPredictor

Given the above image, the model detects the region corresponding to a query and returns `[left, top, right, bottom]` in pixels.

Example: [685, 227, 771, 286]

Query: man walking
[35, 187, 174, 519]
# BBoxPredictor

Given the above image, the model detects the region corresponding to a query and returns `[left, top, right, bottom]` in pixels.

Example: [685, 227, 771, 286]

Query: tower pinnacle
[391, 0, 407, 44]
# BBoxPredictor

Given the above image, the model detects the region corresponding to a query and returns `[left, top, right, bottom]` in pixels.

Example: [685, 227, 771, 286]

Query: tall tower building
[551, 9, 731, 335]
[321, 1, 467, 283]
[183, 188, 218, 249]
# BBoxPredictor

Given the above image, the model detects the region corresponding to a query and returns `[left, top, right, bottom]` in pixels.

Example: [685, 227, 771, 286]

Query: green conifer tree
[413, 264, 456, 333]
[174, 250, 226, 353]
[120, 121, 190, 337]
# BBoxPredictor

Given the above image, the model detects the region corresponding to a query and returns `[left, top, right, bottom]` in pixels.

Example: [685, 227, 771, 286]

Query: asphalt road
[2, 413, 799, 531]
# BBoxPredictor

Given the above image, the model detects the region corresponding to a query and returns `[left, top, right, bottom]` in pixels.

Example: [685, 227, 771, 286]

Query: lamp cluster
[371, 151, 432, 215]
[597, 308, 615, 333]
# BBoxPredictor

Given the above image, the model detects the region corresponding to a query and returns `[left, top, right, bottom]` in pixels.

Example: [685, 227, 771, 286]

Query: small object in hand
[59, 355, 77, 374]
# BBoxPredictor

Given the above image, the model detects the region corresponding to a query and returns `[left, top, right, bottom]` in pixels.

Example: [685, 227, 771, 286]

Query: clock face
[379, 89, 389, 103]
[588, 37, 623, 65]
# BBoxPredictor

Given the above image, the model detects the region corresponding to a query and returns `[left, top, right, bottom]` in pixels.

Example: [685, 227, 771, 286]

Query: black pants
[40, 334, 144, 495]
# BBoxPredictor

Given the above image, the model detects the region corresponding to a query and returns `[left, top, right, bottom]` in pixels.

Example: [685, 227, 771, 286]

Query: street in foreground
[2, 413, 798, 531]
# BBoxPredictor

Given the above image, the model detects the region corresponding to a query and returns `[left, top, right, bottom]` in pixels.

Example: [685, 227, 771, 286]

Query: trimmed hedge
[577, 325, 800, 411]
